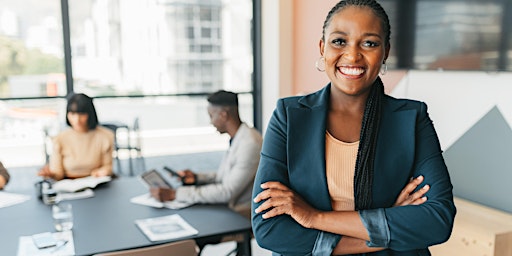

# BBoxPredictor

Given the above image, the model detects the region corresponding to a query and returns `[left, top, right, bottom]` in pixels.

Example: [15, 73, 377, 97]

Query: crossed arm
[253, 176, 429, 255]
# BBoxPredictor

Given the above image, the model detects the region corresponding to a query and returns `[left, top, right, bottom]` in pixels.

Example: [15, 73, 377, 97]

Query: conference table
[0, 177, 252, 256]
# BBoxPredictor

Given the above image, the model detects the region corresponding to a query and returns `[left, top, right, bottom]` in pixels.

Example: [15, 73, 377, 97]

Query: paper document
[135, 214, 198, 242]
[57, 189, 95, 201]
[52, 176, 111, 193]
[130, 193, 193, 210]
[17, 230, 74, 256]
[0, 191, 30, 208]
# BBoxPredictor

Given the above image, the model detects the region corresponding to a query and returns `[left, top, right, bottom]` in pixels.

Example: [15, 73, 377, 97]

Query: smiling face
[320, 6, 390, 98]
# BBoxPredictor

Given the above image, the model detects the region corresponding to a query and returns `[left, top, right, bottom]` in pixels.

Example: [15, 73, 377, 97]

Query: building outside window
[0, 0, 254, 167]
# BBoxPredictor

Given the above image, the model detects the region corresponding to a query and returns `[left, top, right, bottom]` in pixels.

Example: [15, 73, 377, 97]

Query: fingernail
[417, 175, 423, 180]
[423, 184, 429, 190]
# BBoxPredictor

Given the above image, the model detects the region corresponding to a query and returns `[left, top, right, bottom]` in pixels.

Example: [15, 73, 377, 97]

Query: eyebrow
[329, 31, 382, 39]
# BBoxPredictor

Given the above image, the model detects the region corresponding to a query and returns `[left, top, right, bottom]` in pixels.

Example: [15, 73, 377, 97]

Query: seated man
[150, 90, 262, 217]
[0, 161, 10, 189]
[150, 90, 262, 253]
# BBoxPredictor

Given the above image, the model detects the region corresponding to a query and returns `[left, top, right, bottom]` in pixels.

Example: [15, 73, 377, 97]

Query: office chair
[102, 117, 145, 176]
[93, 239, 199, 256]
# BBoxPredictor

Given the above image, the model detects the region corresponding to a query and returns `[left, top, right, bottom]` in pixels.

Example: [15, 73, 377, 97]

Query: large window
[0, 0, 255, 168]
[68, 0, 253, 96]
[0, 0, 65, 98]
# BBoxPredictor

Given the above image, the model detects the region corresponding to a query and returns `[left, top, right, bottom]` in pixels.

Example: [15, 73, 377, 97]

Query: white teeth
[339, 67, 364, 75]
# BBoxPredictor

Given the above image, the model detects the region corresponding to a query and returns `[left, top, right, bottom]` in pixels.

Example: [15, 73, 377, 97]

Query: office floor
[7, 151, 272, 256]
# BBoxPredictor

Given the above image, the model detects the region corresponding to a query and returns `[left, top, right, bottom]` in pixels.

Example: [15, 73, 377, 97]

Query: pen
[51, 240, 68, 253]
[163, 166, 181, 178]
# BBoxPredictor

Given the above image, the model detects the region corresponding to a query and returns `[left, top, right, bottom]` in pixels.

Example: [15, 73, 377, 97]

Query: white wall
[391, 70, 512, 150]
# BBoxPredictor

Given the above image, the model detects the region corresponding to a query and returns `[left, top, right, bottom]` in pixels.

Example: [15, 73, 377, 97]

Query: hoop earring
[380, 62, 387, 75]
[315, 57, 325, 72]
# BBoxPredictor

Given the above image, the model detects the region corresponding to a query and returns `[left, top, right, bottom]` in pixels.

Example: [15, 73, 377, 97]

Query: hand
[150, 187, 176, 202]
[38, 164, 52, 178]
[178, 169, 196, 185]
[253, 181, 319, 228]
[91, 169, 110, 177]
[394, 175, 429, 207]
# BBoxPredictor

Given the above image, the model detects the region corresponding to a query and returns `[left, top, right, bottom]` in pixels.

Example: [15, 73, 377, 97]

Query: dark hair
[207, 90, 239, 107]
[322, 0, 391, 47]
[65, 93, 99, 129]
[353, 77, 384, 210]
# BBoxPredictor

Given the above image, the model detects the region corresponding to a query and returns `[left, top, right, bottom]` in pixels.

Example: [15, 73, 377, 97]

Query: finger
[410, 196, 427, 205]
[408, 184, 430, 202]
[260, 181, 289, 190]
[254, 198, 274, 213]
[261, 205, 288, 219]
[253, 187, 293, 203]
[403, 175, 424, 194]
[253, 188, 279, 203]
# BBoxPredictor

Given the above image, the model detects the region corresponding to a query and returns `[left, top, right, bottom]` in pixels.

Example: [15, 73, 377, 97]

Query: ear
[219, 108, 229, 120]
[384, 44, 391, 62]
[319, 39, 325, 56]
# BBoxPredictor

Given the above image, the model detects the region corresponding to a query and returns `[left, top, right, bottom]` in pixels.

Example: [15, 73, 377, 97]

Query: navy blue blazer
[252, 84, 456, 255]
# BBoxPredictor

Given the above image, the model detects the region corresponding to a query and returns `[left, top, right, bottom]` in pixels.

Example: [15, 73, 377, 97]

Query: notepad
[135, 214, 198, 242]
[17, 230, 74, 256]
[52, 176, 112, 193]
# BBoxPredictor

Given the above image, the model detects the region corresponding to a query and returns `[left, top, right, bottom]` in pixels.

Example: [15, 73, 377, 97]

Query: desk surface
[0, 178, 252, 256]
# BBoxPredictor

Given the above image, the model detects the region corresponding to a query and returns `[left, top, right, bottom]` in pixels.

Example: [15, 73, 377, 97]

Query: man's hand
[150, 187, 176, 202]
[178, 169, 197, 185]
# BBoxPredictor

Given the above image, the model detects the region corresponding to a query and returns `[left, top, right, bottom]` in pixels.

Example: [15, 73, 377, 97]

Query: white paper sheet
[17, 230, 75, 256]
[130, 193, 193, 209]
[0, 191, 30, 208]
[135, 214, 198, 241]
[57, 189, 95, 202]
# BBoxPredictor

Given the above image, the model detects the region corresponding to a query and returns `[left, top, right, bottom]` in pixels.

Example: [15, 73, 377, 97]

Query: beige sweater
[50, 126, 114, 179]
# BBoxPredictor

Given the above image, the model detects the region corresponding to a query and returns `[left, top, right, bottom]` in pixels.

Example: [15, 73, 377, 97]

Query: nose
[343, 45, 361, 61]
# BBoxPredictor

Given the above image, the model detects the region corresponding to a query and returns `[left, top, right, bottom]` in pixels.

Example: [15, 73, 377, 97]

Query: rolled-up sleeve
[312, 231, 341, 255]
[359, 209, 390, 247]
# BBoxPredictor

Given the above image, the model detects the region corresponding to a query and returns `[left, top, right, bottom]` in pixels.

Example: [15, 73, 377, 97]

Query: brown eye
[362, 41, 379, 47]
[331, 38, 345, 46]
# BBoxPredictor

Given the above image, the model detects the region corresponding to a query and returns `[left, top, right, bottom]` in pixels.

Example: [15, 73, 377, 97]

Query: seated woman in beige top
[38, 93, 115, 180]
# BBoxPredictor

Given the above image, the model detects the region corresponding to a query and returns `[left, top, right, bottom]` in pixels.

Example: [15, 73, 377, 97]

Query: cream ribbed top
[325, 131, 359, 211]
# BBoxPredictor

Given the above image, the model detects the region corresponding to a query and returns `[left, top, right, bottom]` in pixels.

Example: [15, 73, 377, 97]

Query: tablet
[139, 169, 173, 189]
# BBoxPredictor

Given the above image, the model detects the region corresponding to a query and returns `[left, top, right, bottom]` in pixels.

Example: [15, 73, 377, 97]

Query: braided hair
[322, 0, 389, 210]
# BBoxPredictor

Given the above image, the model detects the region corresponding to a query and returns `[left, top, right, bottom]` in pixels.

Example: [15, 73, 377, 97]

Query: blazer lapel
[287, 86, 333, 210]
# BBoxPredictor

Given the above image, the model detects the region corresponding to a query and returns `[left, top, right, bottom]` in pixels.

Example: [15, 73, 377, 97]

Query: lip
[337, 65, 366, 79]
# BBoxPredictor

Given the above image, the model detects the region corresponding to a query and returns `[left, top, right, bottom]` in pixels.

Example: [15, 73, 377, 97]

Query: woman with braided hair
[251, 0, 455, 255]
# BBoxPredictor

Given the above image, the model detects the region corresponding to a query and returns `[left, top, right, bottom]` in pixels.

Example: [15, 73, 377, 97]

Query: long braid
[354, 78, 384, 210]
[322, 0, 390, 210]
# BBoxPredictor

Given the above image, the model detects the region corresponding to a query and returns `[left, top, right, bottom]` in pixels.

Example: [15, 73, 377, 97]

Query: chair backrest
[93, 239, 198, 256]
